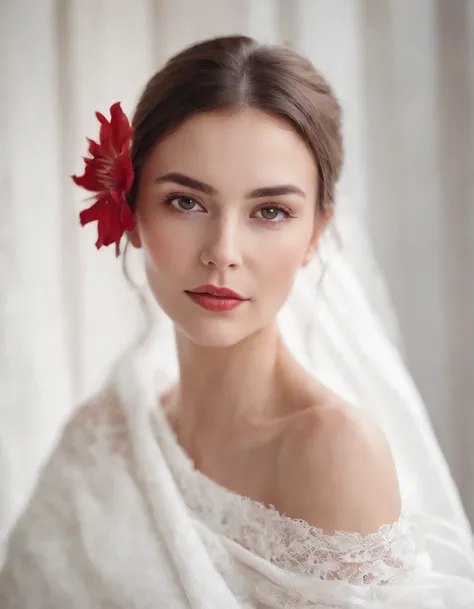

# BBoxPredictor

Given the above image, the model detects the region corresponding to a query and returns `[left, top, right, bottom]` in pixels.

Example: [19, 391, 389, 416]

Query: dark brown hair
[128, 35, 343, 213]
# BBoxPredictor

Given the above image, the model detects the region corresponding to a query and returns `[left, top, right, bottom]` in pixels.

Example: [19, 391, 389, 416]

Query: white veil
[278, 195, 474, 577]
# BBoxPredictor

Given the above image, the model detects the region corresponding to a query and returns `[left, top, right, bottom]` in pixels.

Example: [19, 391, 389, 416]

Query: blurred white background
[1, 0, 473, 543]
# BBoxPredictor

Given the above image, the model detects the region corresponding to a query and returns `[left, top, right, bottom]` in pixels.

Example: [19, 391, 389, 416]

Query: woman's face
[132, 108, 328, 347]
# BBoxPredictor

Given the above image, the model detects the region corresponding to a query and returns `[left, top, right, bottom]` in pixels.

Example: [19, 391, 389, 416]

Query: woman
[1, 35, 474, 608]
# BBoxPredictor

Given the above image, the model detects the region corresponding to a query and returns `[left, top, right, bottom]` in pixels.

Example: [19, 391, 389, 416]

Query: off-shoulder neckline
[152, 395, 409, 545]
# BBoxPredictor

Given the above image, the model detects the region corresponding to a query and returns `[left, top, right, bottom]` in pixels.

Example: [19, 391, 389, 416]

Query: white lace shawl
[153, 388, 416, 586]
[1, 363, 474, 608]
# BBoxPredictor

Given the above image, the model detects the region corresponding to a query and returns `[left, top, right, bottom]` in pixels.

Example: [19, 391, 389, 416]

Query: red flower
[72, 102, 135, 256]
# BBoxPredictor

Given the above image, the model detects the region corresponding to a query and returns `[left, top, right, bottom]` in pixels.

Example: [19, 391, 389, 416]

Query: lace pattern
[3, 380, 474, 608]
[151, 403, 420, 585]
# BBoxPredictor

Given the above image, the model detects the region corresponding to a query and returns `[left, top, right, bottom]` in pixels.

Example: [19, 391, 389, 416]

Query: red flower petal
[122, 153, 134, 192]
[110, 102, 134, 153]
[96, 112, 114, 157]
[80, 196, 126, 253]
[97, 201, 126, 255]
[113, 152, 134, 193]
[87, 137, 102, 157]
[79, 198, 108, 227]
[109, 191, 136, 231]
[121, 202, 136, 231]
[73, 102, 135, 256]
[72, 162, 105, 192]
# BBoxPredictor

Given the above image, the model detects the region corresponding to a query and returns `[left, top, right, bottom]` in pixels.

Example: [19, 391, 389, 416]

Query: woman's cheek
[264, 234, 309, 275]
[141, 216, 195, 269]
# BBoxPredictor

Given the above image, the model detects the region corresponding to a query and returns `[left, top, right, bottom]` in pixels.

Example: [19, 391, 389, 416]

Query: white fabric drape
[1, 0, 473, 545]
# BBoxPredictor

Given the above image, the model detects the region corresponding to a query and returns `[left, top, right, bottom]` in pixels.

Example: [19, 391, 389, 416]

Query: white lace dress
[1, 370, 474, 608]
[156, 393, 416, 587]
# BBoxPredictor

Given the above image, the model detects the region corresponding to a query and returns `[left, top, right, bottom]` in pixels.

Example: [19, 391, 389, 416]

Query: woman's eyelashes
[251, 204, 294, 225]
[164, 193, 205, 213]
[163, 193, 296, 225]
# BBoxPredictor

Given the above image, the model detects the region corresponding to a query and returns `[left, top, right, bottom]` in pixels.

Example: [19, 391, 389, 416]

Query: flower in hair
[72, 102, 135, 256]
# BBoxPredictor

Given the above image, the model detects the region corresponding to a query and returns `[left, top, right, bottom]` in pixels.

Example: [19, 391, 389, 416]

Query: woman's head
[128, 35, 343, 348]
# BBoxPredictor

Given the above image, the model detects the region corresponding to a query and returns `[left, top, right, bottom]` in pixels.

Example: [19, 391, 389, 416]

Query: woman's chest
[179, 424, 287, 509]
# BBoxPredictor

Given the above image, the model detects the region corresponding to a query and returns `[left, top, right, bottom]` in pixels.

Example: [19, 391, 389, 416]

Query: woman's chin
[176, 318, 254, 349]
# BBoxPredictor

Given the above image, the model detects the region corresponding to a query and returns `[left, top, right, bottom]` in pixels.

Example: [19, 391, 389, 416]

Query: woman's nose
[200, 215, 243, 270]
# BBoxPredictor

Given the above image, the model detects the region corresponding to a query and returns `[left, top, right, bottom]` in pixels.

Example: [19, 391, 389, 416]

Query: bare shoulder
[277, 399, 401, 535]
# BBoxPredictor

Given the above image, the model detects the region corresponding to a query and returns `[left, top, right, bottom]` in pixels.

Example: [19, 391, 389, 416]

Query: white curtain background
[1, 0, 473, 545]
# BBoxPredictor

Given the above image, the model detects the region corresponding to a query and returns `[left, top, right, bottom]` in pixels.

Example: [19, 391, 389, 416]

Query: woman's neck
[173, 322, 290, 434]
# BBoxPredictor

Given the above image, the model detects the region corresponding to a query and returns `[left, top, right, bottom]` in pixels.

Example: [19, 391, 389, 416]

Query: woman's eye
[256, 206, 287, 222]
[168, 195, 201, 212]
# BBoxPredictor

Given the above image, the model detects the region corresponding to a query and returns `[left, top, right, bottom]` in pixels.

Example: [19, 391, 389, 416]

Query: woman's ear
[302, 205, 334, 267]
[127, 225, 142, 249]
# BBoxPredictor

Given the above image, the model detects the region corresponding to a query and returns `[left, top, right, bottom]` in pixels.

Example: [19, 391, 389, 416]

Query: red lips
[185, 284, 249, 312]
[188, 284, 246, 300]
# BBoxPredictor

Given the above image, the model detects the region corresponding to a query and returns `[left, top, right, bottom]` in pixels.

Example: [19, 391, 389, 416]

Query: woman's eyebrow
[155, 172, 306, 199]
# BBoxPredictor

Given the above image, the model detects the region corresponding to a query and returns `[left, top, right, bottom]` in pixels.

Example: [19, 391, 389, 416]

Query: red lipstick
[185, 284, 248, 312]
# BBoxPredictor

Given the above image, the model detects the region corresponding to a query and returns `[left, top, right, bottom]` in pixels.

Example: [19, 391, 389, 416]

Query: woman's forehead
[144, 108, 318, 194]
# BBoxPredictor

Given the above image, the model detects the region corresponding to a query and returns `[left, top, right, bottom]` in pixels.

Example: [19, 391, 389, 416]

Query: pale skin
[129, 107, 401, 535]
